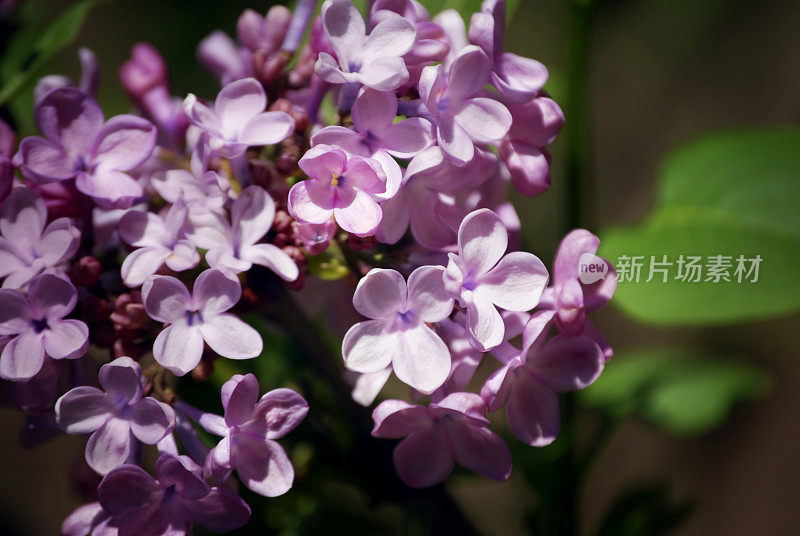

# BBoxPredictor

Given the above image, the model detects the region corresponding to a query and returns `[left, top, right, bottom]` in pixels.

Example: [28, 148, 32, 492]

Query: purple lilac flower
[142, 269, 262, 375]
[443, 209, 548, 351]
[203, 185, 299, 281]
[150, 168, 227, 223]
[0, 188, 80, 288]
[61, 501, 115, 536]
[0, 273, 88, 381]
[0, 118, 15, 202]
[469, 0, 549, 103]
[294, 219, 337, 255]
[372, 392, 511, 487]
[343, 266, 453, 394]
[499, 95, 565, 196]
[434, 9, 469, 65]
[178, 373, 308, 496]
[16, 88, 157, 207]
[481, 311, 604, 446]
[56, 356, 176, 474]
[419, 44, 511, 165]
[183, 78, 294, 158]
[98, 454, 250, 536]
[315, 0, 417, 92]
[34, 48, 99, 104]
[118, 199, 200, 287]
[288, 144, 387, 236]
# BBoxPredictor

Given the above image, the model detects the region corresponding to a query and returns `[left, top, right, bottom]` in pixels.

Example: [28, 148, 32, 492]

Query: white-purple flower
[443, 209, 548, 351]
[179, 373, 308, 497]
[118, 199, 200, 287]
[315, 0, 417, 92]
[481, 311, 604, 446]
[288, 144, 387, 236]
[98, 454, 250, 536]
[203, 185, 299, 281]
[372, 392, 511, 487]
[142, 269, 263, 375]
[419, 45, 511, 165]
[0, 273, 88, 381]
[343, 266, 454, 394]
[16, 87, 157, 207]
[183, 78, 294, 158]
[0, 187, 80, 289]
[55, 356, 176, 474]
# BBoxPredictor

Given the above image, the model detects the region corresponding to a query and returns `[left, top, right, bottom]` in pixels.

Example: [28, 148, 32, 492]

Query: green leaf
[599, 128, 800, 325]
[306, 243, 351, 281]
[580, 348, 769, 436]
[0, 0, 99, 106]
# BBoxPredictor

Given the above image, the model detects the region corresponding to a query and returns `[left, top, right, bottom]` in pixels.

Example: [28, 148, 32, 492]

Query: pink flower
[343, 266, 453, 394]
[0, 273, 88, 381]
[289, 144, 387, 236]
[142, 269, 262, 375]
[183, 78, 294, 158]
[443, 209, 548, 350]
[419, 45, 511, 165]
[372, 392, 511, 487]
[294, 219, 337, 255]
[0, 188, 80, 289]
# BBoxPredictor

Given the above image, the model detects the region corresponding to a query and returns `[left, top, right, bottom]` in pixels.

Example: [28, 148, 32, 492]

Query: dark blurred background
[1, 0, 799, 535]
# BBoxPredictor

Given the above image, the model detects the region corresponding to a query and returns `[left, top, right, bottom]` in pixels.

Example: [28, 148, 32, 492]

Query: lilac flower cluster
[0, 0, 616, 533]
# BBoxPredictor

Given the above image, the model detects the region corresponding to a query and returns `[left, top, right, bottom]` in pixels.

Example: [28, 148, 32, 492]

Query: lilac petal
[449, 421, 511, 481]
[481, 251, 549, 311]
[431, 391, 489, 425]
[493, 52, 548, 103]
[36, 217, 81, 264]
[352, 268, 406, 319]
[197, 31, 248, 84]
[251, 388, 309, 439]
[288, 180, 336, 224]
[500, 140, 551, 196]
[520, 309, 556, 357]
[78, 47, 99, 96]
[299, 143, 348, 179]
[393, 424, 454, 488]
[529, 335, 604, 392]
[446, 45, 491, 101]
[380, 117, 435, 158]
[392, 324, 451, 395]
[358, 56, 410, 91]
[154, 454, 208, 499]
[407, 265, 452, 322]
[351, 367, 392, 406]
[584, 264, 618, 312]
[314, 52, 352, 84]
[321, 0, 366, 69]
[244, 243, 299, 282]
[437, 116, 474, 165]
[121, 247, 169, 288]
[239, 111, 295, 146]
[99, 356, 143, 402]
[584, 319, 613, 361]
[553, 229, 600, 288]
[311, 125, 367, 155]
[184, 487, 251, 531]
[194, 268, 241, 316]
[506, 371, 560, 446]
[454, 97, 512, 143]
[98, 464, 159, 514]
[75, 168, 143, 207]
[468, 11, 494, 58]
[375, 192, 410, 244]
[364, 16, 416, 59]
[351, 88, 396, 135]
[508, 97, 565, 147]
[409, 192, 455, 249]
[91, 115, 157, 171]
[36, 87, 103, 154]
[222, 373, 259, 427]
[114, 502, 170, 536]
[205, 435, 233, 483]
[333, 190, 382, 236]
[142, 275, 191, 323]
[0, 289, 30, 335]
[215, 78, 267, 136]
[199, 313, 262, 359]
[231, 185, 273, 247]
[467, 296, 504, 351]
[233, 435, 294, 497]
[118, 211, 170, 248]
[481, 360, 517, 412]
[55, 386, 111, 434]
[371, 399, 432, 438]
[164, 241, 200, 272]
[17, 136, 75, 183]
[183, 93, 221, 133]
[61, 502, 108, 536]
[27, 273, 77, 320]
[342, 320, 396, 373]
[458, 208, 508, 275]
[0, 331, 45, 381]
[43, 319, 88, 359]
[418, 63, 446, 113]
[0, 188, 46, 244]
[556, 278, 585, 335]
[86, 417, 133, 474]
[152, 323, 205, 375]
[131, 397, 176, 444]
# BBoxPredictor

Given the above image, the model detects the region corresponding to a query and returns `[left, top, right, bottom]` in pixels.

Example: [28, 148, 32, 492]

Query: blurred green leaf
[580, 348, 770, 435]
[306, 243, 351, 280]
[596, 484, 691, 536]
[599, 128, 800, 325]
[0, 0, 99, 106]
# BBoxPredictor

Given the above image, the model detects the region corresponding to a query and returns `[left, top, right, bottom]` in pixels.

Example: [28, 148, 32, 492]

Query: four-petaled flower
[56, 356, 176, 474]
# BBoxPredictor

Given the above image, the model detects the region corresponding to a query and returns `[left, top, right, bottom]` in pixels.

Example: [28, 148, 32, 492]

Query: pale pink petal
[85, 417, 133, 474]
[351, 367, 392, 406]
[407, 265, 452, 322]
[379, 117, 435, 158]
[391, 324, 450, 395]
[437, 117, 474, 165]
[232, 435, 294, 497]
[142, 275, 191, 323]
[55, 386, 111, 434]
[152, 323, 205, 375]
[251, 388, 309, 439]
[375, 192, 410, 244]
[321, 0, 366, 68]
[193, 269, 241, 316]
[36, 218, 81, 265]
[393, 424, 454, 488]
[480, 360, 518, 412]
[43, 319, 88, 359]
[17, 136, 75, 183]
[199, 313, 262, 359]
[446, 45, 490, 101]
[121, 246, 171, 287]
[0, 331, 45, 381]
[500, 140, 551, 196]
[466, 295, 504, 351]
[130, 397, 176, 444]
[36, 87, 103, 154]
[288, 180, 336, 224]
[205, 435, 233, 483]
[91, 115, 157, 171]
[222, 373, 259, 426]
[431, 392, 489, 424]
[364, 16, 416, 59]
[481, 251, 549, 311]
[239, 111, 294, 146]
[243, 243, 299, 281]
[311, 125, 368, 156]
[357, 56, 409, 91]
[215, 78, 267, 137]
[0, 188, 46, 244]
[75, 168, 143, 207]
[553, 229, 600, 288]
[164, 240, 200, 272]
[98, 356, 142, 402]
[454, 97, 511, 143]
[333, 190, 382, 236]
[351, 268, 406, 319]
[183, 93, 221, 132]
[231, 186, 274, 246]
[342, 320, 396, 373]
[493, 52, 548, 103]
[371, 399, 432, 438]
[118, 211, 170, 248]
[351, 88, 397, 135]
[457, 208, 508, 275]
[314, 52, 353, 84]
[27, 273, 76, 320]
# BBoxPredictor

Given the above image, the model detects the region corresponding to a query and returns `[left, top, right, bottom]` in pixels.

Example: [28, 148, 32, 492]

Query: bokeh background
[1, 0, 799, 535]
